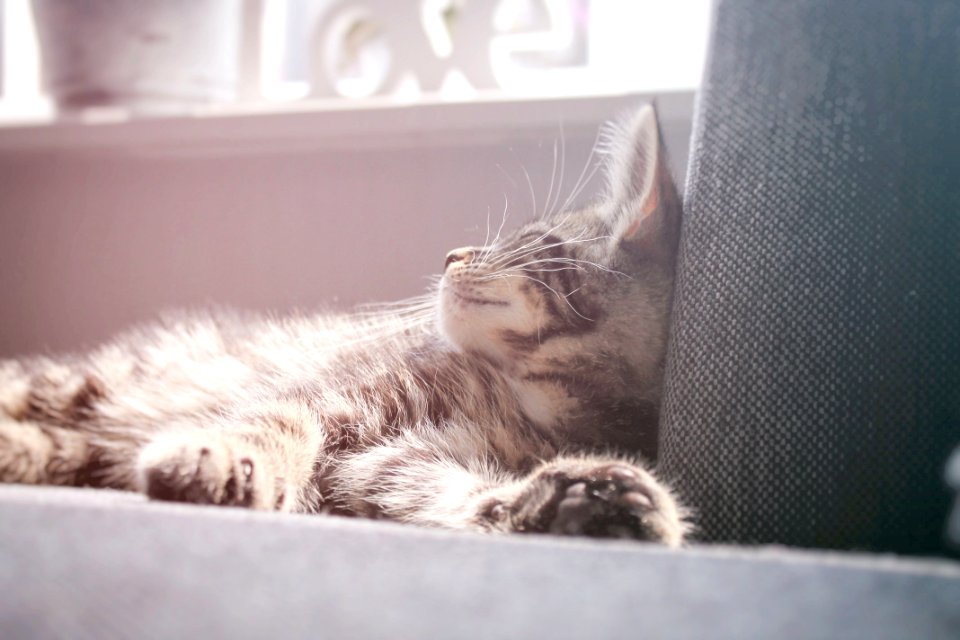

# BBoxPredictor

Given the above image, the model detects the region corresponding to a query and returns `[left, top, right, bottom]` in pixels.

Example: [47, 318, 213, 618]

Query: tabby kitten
[0, 104, 689, 545]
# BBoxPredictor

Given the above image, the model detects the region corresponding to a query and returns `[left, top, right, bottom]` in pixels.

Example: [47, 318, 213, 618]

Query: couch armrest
[659, 0, 960, 553]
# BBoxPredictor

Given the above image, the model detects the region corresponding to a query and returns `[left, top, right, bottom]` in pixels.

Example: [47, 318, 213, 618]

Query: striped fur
[0, 104, 690, 545]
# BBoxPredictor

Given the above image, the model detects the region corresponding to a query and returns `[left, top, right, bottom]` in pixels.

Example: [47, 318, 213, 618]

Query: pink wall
[0, 107, 690, 357]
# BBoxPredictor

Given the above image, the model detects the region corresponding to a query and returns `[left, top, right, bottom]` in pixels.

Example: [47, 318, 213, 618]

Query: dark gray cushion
[659, 0, 960, 553]
[1, 485, 958, 639]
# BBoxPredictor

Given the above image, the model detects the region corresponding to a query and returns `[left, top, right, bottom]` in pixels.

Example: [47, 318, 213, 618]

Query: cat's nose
[445, 248, 474, 270]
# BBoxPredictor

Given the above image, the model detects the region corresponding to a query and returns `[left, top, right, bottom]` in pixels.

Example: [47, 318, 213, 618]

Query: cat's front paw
[494, 459, 688, 546]
[137, 432, 282, 510]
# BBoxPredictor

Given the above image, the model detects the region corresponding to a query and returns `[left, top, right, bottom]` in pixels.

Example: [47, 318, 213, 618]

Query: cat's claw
[502, 461, 688, 546]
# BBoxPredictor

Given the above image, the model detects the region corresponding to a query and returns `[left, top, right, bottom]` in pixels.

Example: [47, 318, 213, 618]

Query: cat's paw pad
[137, 433, 279, 510]
[503, 461, 687, 546]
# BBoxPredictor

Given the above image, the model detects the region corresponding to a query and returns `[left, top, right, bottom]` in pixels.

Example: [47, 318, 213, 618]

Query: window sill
[0, 90, 695, 157]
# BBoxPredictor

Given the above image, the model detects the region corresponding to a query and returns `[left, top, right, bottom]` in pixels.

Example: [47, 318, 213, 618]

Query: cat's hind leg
[1, 358, 108, 426]
[1, 359, 124, 488]
[0, 360, 31, 420]
[0, 418, 94, 486]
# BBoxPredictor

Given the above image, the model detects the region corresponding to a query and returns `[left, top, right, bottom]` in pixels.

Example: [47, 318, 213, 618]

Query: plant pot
[31, 0, 243, 115]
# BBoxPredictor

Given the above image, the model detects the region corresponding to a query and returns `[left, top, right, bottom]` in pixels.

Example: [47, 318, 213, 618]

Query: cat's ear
[602, 104, 681, 264]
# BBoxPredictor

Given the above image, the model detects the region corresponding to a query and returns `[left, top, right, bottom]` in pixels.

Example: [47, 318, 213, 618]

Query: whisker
[542, 138, 558, 219]
[356, 289, 440, 320]
[486, 219, 569, 269]
[478, 266, 583, 280]
[487, 259, 587, 274]
[307, 307, 437, 352]
[519, 162, 537, 219]
[508, 219, 567, 255]
[479, 194, 510, 264]
[556, 128, 603, 215]
[489, 273, 594, 322]
[513, 256, 629, 278]
[546, 123, 567, 218]
[558, 161, 600, 217]
[494, 162, 519, 190]
[494, 233, 613, 270]
[481, 205, 492, 255]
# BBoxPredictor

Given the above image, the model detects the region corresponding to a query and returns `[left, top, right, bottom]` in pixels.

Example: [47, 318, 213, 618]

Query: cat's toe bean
[564, 481, 588, 498]
[551, 487, 598, 535]
[604, 465, 639, 483]
[509, 460, 687, 546]
[622, 490, 653, 510]
[478, 498, 509, 525]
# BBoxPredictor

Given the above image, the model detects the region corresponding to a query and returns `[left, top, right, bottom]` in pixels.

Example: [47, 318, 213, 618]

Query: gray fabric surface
[0, 485, 958, 640]
[659, 0, 960, 553]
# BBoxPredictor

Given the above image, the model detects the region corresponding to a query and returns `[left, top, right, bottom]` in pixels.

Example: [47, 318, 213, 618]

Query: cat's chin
[438, 286, 508, 362]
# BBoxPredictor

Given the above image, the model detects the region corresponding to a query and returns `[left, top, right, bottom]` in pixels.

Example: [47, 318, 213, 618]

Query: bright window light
[0, 0, 710, 120]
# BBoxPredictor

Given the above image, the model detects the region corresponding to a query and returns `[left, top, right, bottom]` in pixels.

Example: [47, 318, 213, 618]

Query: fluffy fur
[0, 104, 690, 545]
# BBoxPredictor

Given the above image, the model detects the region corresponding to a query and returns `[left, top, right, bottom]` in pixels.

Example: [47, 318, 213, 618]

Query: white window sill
[0, 90, 695, 157]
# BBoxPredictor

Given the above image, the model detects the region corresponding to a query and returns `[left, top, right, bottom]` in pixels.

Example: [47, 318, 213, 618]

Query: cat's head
[438, 104, 682, 425]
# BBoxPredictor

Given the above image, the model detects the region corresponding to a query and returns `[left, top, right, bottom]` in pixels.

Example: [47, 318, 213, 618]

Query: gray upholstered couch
[2, 1, 959, 638]
[1, 485, 957, 639]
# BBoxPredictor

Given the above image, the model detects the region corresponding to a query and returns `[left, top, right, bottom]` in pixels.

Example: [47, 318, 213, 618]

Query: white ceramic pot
[31, 0, 242, 114]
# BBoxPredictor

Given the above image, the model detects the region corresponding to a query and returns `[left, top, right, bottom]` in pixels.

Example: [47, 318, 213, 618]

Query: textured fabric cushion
[1, 485, 959, 639]
[659, 0, 960, 553]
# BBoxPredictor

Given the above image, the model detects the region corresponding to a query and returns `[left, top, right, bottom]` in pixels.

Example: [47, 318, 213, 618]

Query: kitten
[0, 104, 689, 546]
